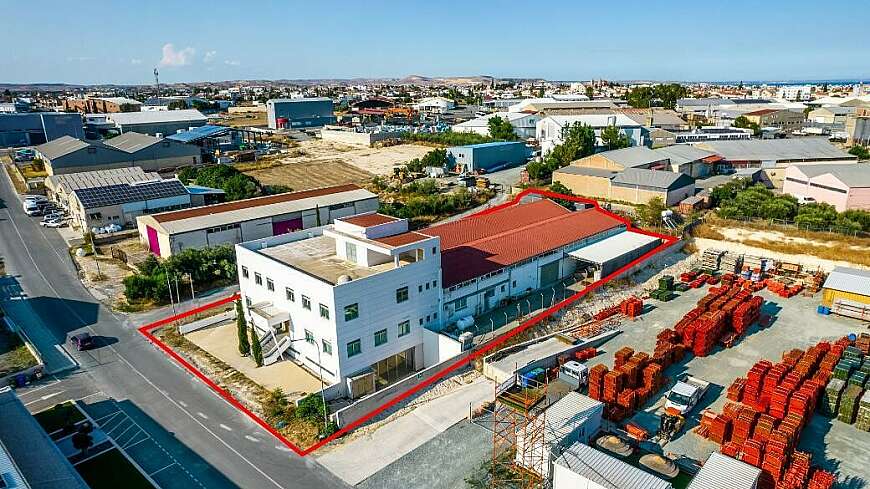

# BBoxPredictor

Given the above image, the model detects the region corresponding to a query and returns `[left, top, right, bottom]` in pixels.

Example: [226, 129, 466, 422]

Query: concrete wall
[552, 171, 612, 201]
[610, 182, 694, 206]
[320, 129, 400, 147]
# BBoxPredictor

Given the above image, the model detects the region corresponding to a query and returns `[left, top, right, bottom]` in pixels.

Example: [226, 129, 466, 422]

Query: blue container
[817, 305, 830, 315]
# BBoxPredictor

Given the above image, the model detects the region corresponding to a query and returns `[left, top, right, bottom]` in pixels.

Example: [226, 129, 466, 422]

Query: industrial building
[685, 452, 761, 489]
[0, 387, 90, 489]
[137, 184, 378, 257]
[536, 114, 645, 155]
[553, 165, 695, 206]
[412, 97, 455, 113]
[233, 198, 660, 399]
[446, 141, 532, 173]
[551, 441, 673, 489]
[0, 112, 84, 147]
[266, 98, 335, 129]
[782, 164, 870, 211]
[105, 109, 207, 136]
[821, 266, 870, 320]
[70, 178, 191, 232]
[653, 144, 723, 178]
[694, 138, 858, 188]
[451, 112, 541, 139]
[740, 108, 805, 132]
[45, 166, 162, 209]
[34, 133, 201, 175]
[846, 105, 870, 146]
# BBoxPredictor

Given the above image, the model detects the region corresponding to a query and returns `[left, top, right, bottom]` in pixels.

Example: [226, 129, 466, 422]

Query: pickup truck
[664, 375, 710, 415]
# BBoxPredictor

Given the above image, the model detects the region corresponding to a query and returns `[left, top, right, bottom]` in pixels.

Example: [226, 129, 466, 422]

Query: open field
[239, 139, 432, 191]
[214, 112, 267, 128]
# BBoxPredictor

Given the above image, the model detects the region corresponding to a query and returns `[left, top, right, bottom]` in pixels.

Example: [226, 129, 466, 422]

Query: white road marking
[149, 463, 176, 477]
[196, 411, 208, 419]
[245, 435, 260, 442]
[178, 400, 188, 407]
[219, 424, 233, 431]
[23, 390, 65, 406]
[0, 198, 286, 489]
[275, 445, 292, 452]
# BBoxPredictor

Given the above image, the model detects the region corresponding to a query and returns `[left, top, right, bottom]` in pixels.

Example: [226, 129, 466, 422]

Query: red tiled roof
[744, 109, 779, 116]
[152, 184, 362, 223]
[423, 200, 624, 287]
[374, 231, 431, 247]
[341, 213, 400, 227]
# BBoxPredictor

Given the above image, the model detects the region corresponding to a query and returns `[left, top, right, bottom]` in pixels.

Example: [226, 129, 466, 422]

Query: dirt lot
[240, 139, 432, 191]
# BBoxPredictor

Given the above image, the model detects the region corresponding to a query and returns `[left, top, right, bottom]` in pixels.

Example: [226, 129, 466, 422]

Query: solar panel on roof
[74, 180, 188, 209]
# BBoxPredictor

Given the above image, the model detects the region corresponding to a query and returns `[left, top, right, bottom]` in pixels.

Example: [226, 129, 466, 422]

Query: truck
[664, 375, 710, 415]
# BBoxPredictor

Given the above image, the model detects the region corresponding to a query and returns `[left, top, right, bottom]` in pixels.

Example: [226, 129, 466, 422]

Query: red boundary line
[137, 189, 679, 457]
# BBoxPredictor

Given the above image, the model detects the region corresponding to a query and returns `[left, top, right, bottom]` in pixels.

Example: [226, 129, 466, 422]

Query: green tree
[585, 86, 594, 99]
[250, 326, 263, 367]
[600, 125, 631, 150]
[487, 116, 517, 141]
[548, 181, 576, 209]
[732, 116, 761, 136]
[168, 99, 188, 110]
[296, 394, 327, 421]
[626, 83, 687, 110]
[635, 197, 668, 227]
[236, 300, 250, 356]
[848, 145, 870, 160]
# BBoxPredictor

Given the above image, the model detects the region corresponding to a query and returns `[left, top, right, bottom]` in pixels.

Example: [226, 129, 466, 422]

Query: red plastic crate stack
[593, 304, 620, 321]
[769, 385, 792, 420]
[680, 271, 697, 282]
[587, 364, 608, 401]
[574, 347, 598, 362]
[602, 370, 624, 403]
[616, 388, 636, 411]
[620, 296, 643, 318]
[728, 377, 746, 401]
[699, 410, 731, 444]
[752, 413, 776, 443]
[733, 296, 763, 333]
[692, 310, 727, 357]
[733, 407, 758, 444]
[807, 469, 835, 489]
[777, 451, 811, 489]
[614, 347, 634, 368]
[741, 439, 765, 467]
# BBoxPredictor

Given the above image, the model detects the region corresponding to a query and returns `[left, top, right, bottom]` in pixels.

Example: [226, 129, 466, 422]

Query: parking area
[588, 285, 869, 481]
[78, 395, 203, 489]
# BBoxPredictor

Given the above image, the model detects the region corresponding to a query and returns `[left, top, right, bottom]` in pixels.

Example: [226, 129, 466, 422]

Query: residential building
[694, 138, 858, 187]
[536, 114, 645, 155]
[776, 85, 813, 101]
[70, 178, 191, 231]
[413, 97, 455, 113]
[782, 164, 870, 211]
[234, 199, 656, 398]
[451, 112, 540, 139]
[63, 96, 142, 113]
[511, 99, 620, 114]
[740, 108, 805, 132]
[0, 387, 90, 489]
[446, 141, 532, 173]
[0, 112, 84, 147]
[105, 109, 207, 136]
[266, 98, 336, 129]
[137, 184, 378, 257]
[34, 133, 201, 175]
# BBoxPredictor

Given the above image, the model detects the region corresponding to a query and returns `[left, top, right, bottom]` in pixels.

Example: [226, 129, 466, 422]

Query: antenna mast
[154, 67, 160, 106]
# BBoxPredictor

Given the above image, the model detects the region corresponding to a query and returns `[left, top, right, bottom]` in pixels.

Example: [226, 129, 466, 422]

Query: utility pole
[154, 68, 160, 106]
[166, 274, 176, 316]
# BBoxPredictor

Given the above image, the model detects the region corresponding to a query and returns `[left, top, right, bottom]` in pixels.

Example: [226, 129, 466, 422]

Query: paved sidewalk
[317, 377, 492, 485]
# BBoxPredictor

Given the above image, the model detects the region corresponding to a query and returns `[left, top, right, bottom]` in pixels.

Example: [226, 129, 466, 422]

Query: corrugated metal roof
[103, 131, 162, 153]
[74, 179, 188, 209]
[568, 231, 661, 265]
[654, 145, 719, 165]
[167, 124, 232, 143]
[594, 146, 667, 169]
[611, 168, 695, 190]
[790, 163, 870, 187]
[822, 266, 870, 297]
[555, 166, 618, 178]
[545, 114, 641, 128]
[107, 109, 207, 126]
[46, 167, 159, 191]
[34, 135, 90, 160]
[697, 138, 856, 162]
[686, 452, 760, 489]
[554, 441, 673, 489]
[540, 392, 603, 444]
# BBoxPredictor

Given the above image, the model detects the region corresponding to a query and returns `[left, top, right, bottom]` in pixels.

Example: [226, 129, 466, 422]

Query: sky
[3, 0, 869, 85]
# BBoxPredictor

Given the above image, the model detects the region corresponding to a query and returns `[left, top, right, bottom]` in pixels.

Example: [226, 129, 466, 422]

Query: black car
[69, 332, 94, 351]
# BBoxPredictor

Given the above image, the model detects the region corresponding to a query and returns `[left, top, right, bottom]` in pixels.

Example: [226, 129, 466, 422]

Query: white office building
[452, 112, 541, 139]
[536, 114, 645, 155]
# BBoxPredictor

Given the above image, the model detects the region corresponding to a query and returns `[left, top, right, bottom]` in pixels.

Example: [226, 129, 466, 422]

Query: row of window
[207, 222, 241, 234]
[242, 266, 333, 319]
[785, 177, 848, 194]
[346, 319, 413, 358]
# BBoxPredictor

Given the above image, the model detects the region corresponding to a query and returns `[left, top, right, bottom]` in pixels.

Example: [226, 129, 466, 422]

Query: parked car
[23, 194, 47, 202]
[23, 203, 44, 216]
[42, 212, 64, 222]
[42, 218, 67, 228]
[69, 332, 94, 351]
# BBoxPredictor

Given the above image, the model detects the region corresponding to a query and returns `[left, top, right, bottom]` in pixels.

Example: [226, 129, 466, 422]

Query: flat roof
[567, 231, 660, 264]
[0, 388, 89, 489]
[108, 109, 206, 125]
[822, 266, 870, 297]
[166, 124, 232, 143]
[555, 166, 617, 178]
[424, 200, 623, 287]
[259, 234, 402, 285]
[147, 184, 376, 235]
[341, 212, 400, 227]
[590, 146, 667, 168]
[697, 138, 856, 162]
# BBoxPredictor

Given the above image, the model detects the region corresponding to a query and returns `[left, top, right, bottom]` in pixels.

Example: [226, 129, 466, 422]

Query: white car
[42, 218, 67, 228]
[42, 212, 64, 222]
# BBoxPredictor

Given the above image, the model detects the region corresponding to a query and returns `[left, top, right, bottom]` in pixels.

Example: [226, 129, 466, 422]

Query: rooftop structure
[686, 452, 760, 489]
[552, 441, 673, 489]
[695, 138, 857, 167]
[266, 97, 336, 129]
[106, 109, 208, 136]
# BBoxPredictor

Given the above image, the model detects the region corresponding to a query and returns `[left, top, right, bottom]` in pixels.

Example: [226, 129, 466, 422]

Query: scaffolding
[490, 374, 550, 489]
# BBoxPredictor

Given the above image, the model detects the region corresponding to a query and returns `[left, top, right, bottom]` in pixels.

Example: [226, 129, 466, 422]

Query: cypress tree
[236, 300, 250, 356]
[251, 326, 263, 367]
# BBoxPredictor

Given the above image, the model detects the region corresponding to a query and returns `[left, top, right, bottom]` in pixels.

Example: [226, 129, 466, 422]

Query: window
[425, 282, 430, 290]
[433, 280, 437, 288]
[374, 329, 388, 346]
[319, 304, 330, 319]
[399, 320, 411, 337]
[419, 318, 424, 326]
[88, 212, 102, 220]
[347, 339, 362, 357]
[344, 303, 359, 321]
[304, 329, 314, 344]
[426, 315, 431, 323]
[433, 312, 438, 320]
[266, 278, 274, 291]
[418, 285, 423, 293]
[455, 296, 468, 310]
[346, 242, 357, 263]
[302, 295, 311, 310]
[241, 266, 249, 279]
[396, 286, 409, 303]
[285, 287, 295, 301]
[245, 296, 252, 306]
[322, 339, 333, 356]
[432, 247, 436, 255]
[254, 273, 262, 286]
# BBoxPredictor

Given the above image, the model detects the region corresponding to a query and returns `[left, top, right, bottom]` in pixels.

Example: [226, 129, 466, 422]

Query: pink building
[783, 164, 870, 212]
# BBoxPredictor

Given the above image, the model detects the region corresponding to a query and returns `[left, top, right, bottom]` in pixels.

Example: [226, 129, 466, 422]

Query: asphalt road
[0, 167, 348, 489]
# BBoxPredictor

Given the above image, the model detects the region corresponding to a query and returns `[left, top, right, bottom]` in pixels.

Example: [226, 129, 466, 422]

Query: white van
[558, 361, 589, 389]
